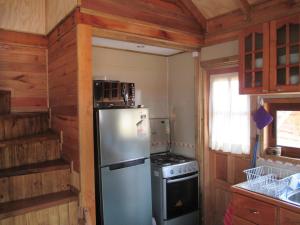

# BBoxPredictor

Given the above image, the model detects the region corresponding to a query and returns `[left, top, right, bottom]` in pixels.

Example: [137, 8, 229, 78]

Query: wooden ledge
[0, 159, 69, 178]
[0, 191, 78, 220]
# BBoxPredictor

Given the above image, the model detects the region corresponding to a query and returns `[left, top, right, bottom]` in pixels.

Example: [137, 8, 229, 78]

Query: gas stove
[151, 152, 200, 225]
[151, 152, 198, 178]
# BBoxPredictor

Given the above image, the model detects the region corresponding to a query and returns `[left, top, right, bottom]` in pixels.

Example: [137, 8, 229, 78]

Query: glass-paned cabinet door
[239, 23, 269, 94]
[270, 15, 300, 92]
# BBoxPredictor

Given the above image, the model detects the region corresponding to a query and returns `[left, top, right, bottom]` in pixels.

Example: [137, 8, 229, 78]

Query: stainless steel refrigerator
[94, 108, 153, 225]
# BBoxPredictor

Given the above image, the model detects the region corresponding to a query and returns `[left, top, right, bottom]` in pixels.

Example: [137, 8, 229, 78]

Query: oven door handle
[166, 174, 198, 183]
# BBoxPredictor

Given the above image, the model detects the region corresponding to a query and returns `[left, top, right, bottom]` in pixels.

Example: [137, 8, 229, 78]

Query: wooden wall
[0, 0, 46, 35]
[48, 27, 80, 171]
[46, 0, 78, 33]
[207, 151, 250, 225]
[0, 31, 48, 112]
[0, 201, 78, 225]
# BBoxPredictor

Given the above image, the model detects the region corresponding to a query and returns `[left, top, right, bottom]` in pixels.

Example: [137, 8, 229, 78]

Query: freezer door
[100, 158, 152, 225]
[96, 108, 150, 166]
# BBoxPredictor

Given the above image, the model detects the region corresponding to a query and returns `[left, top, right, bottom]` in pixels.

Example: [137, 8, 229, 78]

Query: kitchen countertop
[232, 182, 300, 213]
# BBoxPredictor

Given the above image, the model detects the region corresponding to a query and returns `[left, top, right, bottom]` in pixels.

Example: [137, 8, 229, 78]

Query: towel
[224, 201, 233, 225]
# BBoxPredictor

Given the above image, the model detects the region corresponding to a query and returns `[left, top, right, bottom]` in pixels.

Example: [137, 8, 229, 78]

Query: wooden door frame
[198, 56, 239, 225]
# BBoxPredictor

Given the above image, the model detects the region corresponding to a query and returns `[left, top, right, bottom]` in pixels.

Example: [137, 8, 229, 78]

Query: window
[209, 72, 250, 154]
[267, 101, 300, 158]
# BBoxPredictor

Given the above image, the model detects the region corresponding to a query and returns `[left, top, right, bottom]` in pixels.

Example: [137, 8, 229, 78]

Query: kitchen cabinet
[270, 15, 300, 92]
[239, 15, 300, 94]
[231, 186, 300, 225]
[239, 23, 270, 94]
[279, 208, 300, 225]
[233, 216, 256, 225]
[232, 193, 276, 225]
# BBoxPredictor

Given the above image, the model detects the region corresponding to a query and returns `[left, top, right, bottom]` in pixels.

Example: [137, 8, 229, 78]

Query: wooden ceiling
[79, 0, 300, 47]
[191, 0, 264, 19]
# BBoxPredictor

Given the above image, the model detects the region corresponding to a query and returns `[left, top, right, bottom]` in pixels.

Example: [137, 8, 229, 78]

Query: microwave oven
[93, 80, 135, 108]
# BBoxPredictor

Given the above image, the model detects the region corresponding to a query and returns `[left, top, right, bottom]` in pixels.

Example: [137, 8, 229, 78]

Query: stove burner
[151, 152, 191, 166]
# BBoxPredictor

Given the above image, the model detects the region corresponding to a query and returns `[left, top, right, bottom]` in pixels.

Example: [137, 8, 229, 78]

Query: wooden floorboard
[0, 159, 69, 178]
[0, 191, 77, 220]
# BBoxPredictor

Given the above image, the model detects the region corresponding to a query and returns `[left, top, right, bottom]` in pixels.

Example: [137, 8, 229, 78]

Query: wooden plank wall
[0, 170, 70, 204]
[208, 150, 250, 225]
[48, 27, 80, 172]
[0, 34, 48, 112]
[0, 0, 46, 35]
[0, 201, 78, 225]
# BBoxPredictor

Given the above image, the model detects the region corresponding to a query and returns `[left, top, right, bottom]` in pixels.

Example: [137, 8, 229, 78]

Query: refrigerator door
[96, 108, 150, 167]
[100, 158, 152, 225]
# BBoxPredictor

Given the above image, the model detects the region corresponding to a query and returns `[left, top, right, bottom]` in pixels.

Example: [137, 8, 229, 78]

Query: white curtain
[209, 72, 250, 154]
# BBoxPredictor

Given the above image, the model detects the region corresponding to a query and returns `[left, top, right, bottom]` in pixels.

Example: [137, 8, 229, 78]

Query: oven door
[163, 173, 199, 220]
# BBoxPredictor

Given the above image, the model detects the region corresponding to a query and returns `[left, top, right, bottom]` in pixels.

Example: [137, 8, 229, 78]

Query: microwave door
[96, 108, 150, 167]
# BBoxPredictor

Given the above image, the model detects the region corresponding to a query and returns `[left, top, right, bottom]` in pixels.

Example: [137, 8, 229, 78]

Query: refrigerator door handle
[108, 158, 146, 171]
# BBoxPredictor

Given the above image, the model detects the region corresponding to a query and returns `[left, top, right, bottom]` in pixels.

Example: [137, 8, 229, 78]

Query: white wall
[201, 40, 239, 61]
[92, 47, 168, 118]
[168, 52, 195, 157]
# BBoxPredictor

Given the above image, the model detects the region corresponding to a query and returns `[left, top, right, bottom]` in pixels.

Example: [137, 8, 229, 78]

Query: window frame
[264, 98, 300, 159]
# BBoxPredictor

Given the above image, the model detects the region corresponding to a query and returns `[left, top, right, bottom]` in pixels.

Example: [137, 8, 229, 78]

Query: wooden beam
[178, 0, 207, 32]
[0, 29, 47, 47]
[78, 9, 204, 49]
[80, 0, 203, 35]
[206, 0, 300, 43]
[92, 28, 196, 51]
[234, 0, 251, 18]
[77, 24, 96, 225]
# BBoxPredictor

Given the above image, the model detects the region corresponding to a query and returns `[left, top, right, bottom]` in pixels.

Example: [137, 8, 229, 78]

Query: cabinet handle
[262, 89, 268, 93]
[248, 208, 260, 215]
[277, 88, 282, 92]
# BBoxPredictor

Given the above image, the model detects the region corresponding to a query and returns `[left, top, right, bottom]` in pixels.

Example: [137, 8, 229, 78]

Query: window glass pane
[277, 48, 286, 65]
[290, 24, 300, 44]
[245, 34, 252, 52]
[255, 52, 263, 68]
[290, 45, 299, 64]
[255, 71, 263, 87]
[277, 25, 286, 45]
[245, 54, 252, 70]
[245, 72, 252, 88]
[290, 67, 300, 85]
[277, 111, 300, 148]
[255, 33, 263, 50]
[209, 73, 250, 154]
[277, 68, 286, 85]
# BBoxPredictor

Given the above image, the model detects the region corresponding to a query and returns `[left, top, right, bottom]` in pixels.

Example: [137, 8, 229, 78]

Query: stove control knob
[170, 169, 174, 175]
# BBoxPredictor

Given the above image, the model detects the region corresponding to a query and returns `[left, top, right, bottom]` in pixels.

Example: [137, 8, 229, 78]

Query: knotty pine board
[0, 137, 60, 170]
[0, 201, 78, 225]
[0, 169, 70, 204]
[0, 42, 47, 112]
[48, 27, 80, 171]
[0, 113, 49, 141]
[81, 0, 201, 35]
[0, 91, 10, 115]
